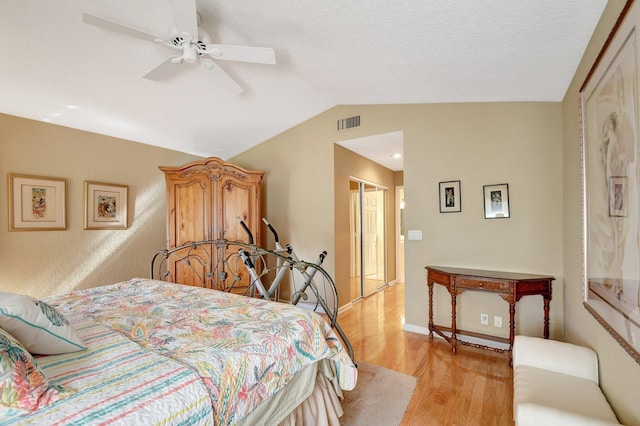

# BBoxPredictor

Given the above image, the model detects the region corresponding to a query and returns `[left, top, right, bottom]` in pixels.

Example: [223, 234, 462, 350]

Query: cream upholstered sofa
[513, 335, 621, 426]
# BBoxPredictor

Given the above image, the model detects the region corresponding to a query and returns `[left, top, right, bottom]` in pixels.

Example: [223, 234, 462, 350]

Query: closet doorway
[349, 178, 388, 299]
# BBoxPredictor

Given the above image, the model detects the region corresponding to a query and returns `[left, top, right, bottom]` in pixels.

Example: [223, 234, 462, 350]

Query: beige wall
[402, 102, 564, 341]
[229, 110, 339, 287]
[234, 101, 564, 344]
[0, 113, 200, 297]
[562, 0, 639, 424]
[231, 113, 401, 308]
[394, 171, 404, 187]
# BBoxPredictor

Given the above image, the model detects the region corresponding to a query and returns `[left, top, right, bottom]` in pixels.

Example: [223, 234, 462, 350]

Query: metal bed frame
[150, 219, 355, 361]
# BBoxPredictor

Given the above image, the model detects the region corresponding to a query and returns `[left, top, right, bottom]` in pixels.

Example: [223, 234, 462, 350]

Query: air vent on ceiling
[337, 115, 361, 131]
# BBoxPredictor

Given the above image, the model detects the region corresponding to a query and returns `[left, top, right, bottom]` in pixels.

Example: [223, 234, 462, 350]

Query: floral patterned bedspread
[47, 278, 357, 425]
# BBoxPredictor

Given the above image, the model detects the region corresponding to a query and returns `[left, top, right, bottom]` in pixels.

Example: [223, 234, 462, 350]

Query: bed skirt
[279, 366, 344, 426]
[238, 359, 345, 426]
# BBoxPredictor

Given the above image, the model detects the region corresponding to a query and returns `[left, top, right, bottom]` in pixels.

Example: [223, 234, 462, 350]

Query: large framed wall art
[580, 0, 640, 364]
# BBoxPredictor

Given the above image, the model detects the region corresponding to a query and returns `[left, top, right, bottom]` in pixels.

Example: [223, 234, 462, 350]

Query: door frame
[349, 176, 389, 299]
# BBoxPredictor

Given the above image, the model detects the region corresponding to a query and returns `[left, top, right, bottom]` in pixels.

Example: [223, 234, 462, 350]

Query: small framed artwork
[8, 174, 67, 231]
[608, 176, 627, 217]
[439, 180, 461, 213]
[483, 183, 510, 219]
[84, 181, 128, 230]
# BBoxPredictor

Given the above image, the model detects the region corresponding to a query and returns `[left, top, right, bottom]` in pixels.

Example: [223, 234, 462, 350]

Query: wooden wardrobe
[159, 156, 264, 290]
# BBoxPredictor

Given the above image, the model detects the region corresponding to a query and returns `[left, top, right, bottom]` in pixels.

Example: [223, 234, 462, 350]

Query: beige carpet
[340, 362, 417, 426]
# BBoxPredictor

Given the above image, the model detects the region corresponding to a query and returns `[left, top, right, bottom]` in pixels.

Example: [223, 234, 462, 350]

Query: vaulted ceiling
[1, 1, 606, 164]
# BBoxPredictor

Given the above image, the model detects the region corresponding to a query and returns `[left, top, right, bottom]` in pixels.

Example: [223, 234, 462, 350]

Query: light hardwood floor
[337, 283, 514, 426]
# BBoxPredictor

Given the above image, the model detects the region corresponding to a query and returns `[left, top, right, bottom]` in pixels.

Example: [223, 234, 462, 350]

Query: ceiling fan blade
[202, 60, 244, 94]
[82, 12, 164, 43]
[143, 56, 184, 81]
[204, 45, 276, 64]
[168, 0, 198, 39]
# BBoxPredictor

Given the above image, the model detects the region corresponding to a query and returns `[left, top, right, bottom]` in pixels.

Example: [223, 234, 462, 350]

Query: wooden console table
[426, 266, 554, 361]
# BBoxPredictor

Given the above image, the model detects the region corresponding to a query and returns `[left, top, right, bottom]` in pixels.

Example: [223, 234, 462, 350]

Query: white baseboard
[403, 323, 430, 335]
[338, 301, 354, 315]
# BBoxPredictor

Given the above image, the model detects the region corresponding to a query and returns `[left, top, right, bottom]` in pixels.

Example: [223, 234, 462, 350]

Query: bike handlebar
[262, 217, 279, 243]
[236, 217, 254, 245]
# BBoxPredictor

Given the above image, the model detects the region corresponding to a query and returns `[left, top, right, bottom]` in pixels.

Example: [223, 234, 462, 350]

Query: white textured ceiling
[0, 1, 606, 165]
[337, 131, 405, 172]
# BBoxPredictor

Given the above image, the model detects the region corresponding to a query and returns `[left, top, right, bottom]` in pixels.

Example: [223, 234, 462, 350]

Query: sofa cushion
[514, 365, 620, 426]
[513, 335, 599, 383]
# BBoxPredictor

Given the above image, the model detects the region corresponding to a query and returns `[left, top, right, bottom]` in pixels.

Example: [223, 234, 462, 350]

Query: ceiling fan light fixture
[183, 44, 198, 63]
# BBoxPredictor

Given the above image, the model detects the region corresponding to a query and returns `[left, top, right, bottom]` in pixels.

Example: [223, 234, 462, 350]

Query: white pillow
[0, 292, 86, 354]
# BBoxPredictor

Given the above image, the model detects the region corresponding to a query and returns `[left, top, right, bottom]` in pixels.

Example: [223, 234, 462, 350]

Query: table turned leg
[509, 302, 516, 365]
[543, 296, 551, 339]
[451, 290, 457, 354]
[428, 282, 434, 339]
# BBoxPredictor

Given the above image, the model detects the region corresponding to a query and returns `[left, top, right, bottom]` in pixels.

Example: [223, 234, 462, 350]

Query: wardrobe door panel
[172, 179, 211, 246]
[218, 178, 259, 242]
[215, 176, 261, 292]
[166, 177, 213, 288]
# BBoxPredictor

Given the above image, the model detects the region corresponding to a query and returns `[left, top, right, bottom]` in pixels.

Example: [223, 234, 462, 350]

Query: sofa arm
[513, 335, 599, 384]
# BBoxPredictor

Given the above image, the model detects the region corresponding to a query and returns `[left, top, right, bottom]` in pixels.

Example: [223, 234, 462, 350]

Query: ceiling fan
[82, 0, 276, 94]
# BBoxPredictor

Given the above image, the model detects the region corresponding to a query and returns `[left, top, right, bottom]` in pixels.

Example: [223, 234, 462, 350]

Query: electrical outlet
[480, 313, 489, 325]
[494, 316, 503, 328]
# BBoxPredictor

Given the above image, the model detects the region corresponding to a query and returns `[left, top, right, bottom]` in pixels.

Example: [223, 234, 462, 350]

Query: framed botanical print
[8, 174, 67, 231]
[84, 181, 128, 230]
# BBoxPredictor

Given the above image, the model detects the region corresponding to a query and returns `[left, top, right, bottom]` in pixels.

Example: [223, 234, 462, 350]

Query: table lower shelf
[429, 324, 510, 354]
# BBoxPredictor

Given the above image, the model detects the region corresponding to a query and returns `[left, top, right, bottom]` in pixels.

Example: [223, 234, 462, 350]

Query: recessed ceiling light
[392, 153, 402, 159]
